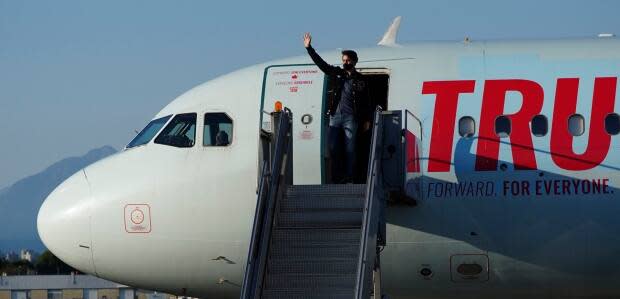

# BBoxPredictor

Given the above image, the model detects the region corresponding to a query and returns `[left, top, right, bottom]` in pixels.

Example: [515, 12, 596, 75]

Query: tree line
[0, 250, 77, 275]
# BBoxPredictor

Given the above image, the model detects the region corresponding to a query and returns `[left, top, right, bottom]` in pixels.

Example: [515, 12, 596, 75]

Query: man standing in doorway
[304, 32, 371, 183]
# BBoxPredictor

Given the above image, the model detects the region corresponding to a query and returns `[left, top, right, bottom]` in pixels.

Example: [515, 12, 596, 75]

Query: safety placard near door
[262, 65, 325, 184]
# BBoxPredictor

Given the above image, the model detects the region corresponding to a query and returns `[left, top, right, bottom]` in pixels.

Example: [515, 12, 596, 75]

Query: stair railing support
[240, 108, 293, 299]
[355, 107, 387, 299]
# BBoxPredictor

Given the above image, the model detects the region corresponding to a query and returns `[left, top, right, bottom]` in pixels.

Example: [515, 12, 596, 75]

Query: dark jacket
[306, 46, 371, 122]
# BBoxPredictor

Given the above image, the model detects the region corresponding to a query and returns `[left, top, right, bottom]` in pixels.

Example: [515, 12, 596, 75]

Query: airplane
[37, 17, 620, 299]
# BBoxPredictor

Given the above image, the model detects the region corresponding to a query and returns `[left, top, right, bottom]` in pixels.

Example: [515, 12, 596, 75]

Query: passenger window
[495, 116, 511, 138]
[458, 116, 475, 137]
[568, 114, 585, 136]
[154, 113, 196, 148]
[531, 115, 548, 137]
[204, 113, 233, 146]
[605, 113, 620, 135]
[126, 115, 172, 148]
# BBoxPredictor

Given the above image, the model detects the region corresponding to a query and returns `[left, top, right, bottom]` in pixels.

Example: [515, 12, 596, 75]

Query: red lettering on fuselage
[475, 79, 544, 171]
[406, 131, 420, 172]
[424, 80, 476, 172]
[550, 77, 617, 170]
[424, 77, 618, 172]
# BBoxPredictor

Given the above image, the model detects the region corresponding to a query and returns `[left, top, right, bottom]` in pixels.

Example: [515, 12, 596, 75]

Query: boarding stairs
[241, 107, 405, 299]
[260, 184, 366, 298]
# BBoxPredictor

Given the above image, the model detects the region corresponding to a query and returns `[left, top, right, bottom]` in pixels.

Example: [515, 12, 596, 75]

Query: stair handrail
[355, 107, 387, 299]
[403, 109, 423, 200]
[240, 108, 293, 299]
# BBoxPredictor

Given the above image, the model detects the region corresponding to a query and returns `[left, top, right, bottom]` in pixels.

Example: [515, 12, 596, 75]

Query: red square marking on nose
[124, 204, 152, 233]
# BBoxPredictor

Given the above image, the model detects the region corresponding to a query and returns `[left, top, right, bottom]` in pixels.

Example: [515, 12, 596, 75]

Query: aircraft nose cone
[37, 170, 96, 274]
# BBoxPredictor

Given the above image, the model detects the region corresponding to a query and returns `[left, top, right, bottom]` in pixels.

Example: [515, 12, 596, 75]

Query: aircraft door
[405, 110, 423, 200]
[261, 65, 325, 184]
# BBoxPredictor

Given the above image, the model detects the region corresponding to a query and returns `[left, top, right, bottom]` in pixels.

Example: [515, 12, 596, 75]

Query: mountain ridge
[0, 146, 117, 252]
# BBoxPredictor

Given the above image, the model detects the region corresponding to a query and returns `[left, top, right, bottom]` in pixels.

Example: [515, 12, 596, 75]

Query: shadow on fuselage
[389, 136, 620, 278]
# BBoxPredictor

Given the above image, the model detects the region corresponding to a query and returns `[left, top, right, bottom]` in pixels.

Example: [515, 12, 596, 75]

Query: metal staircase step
[264, 273, 356, 290]
[279, 196, 363, 211]
[261, 288, 354, 299]
[267, 258, 357, 275]
[270, 242, 360, 259]
[271, 228, 361, 243]
[277, 211, 363, 228]
[286, 184, 366, 198]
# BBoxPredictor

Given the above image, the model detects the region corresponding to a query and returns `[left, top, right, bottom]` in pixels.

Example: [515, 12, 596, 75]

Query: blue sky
[0, 0, 619, 187]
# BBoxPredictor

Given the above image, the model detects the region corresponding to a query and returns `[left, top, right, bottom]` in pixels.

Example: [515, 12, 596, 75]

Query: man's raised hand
[303, 32, 312, 48]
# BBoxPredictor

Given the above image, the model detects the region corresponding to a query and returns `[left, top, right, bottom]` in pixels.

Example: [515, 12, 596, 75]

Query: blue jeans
[328, 113, 358, 183]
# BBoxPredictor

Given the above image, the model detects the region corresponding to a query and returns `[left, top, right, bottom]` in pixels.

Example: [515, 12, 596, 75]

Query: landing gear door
[262, 65, 325, 184]
[404, 110, 423, 200]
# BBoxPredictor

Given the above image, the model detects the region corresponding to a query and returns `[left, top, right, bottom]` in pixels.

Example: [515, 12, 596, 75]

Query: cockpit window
[126, 115, 172, 149]
[204, 113, 233, 146]
[154, 113, 197, 148]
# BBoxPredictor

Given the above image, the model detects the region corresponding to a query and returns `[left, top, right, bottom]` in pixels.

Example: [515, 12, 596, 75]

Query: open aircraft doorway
[322, 68, 390, 184]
